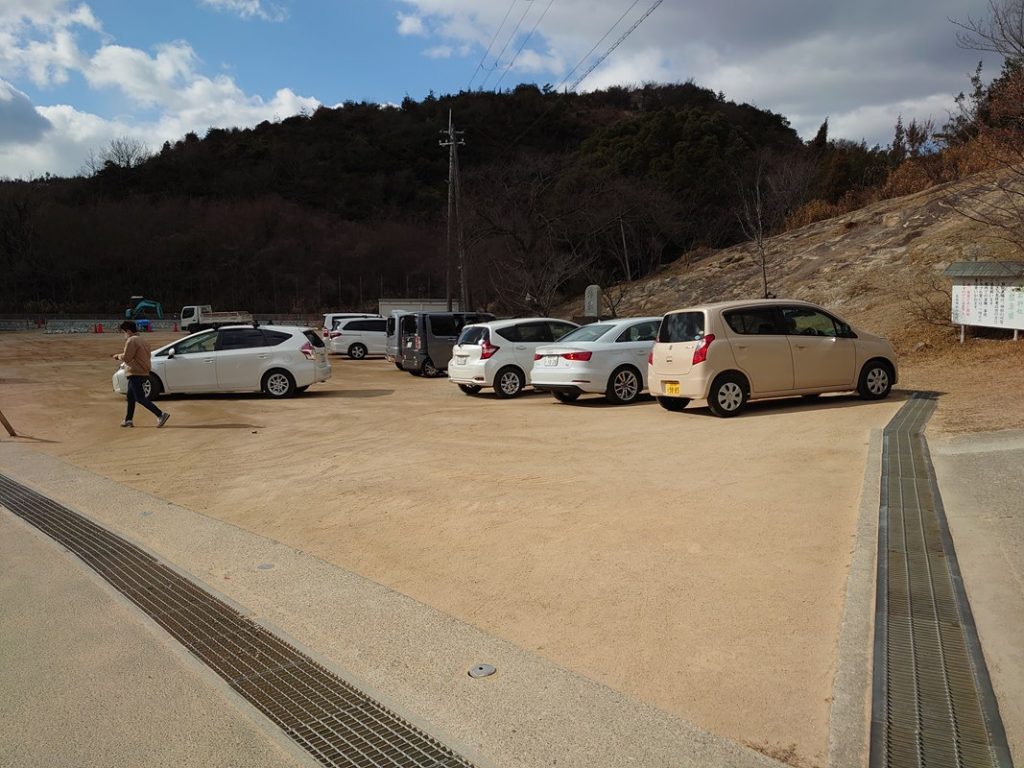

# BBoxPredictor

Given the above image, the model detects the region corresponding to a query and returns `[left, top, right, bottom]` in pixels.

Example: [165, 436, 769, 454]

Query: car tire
[495, 366, 525, 398]
[458, 384, 482, 395]
[606, 366, 642, 405]
[348, 343, 368, 360]
[296, 385, 309, 393]
[142, 374, 163, 400]
[553, 391, 580, 403]
[708, 373, 748, 417]
[408, 369, 423, 377]
[394, 362, 404, 371]
[656, 396, 689, 412]
[422, 357, 440, 378]
[857, 360, 893, 400]
[262, 369, 296, 398]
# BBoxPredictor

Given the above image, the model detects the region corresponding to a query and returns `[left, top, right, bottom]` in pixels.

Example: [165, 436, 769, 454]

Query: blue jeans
[126, 376, 163, 421]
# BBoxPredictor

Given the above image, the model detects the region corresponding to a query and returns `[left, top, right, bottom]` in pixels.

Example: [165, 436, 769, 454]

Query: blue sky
[0, 0, 994, 179]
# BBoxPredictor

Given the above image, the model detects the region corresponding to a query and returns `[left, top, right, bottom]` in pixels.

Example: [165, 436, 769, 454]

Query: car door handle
[515, 345, 527, 350]
[204, 358, 215, 363]
[736, 344, 749, 350]
[257, 354, 269, 359]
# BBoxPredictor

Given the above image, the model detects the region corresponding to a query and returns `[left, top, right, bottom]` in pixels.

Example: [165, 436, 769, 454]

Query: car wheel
[296, 385, 309, 393]
[348, 343, 368, 360]
[458, 384, 482, 395]
[142, 374, 162, 400]
[606, 366, 642, 404]
[422, 357, 440, 378]
[394, 362, 404, 371]
[858, 360, 893, 400]
[408, 369, 423, 377]
[495, 366, 525, 398]
[656, 396, 689, 412]
[553, 391, 580, 403]
[708, 373, 747, 417]
[262, 369, 296, 398]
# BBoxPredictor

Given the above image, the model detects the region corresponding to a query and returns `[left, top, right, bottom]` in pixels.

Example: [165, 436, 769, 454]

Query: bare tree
[99, 136, 152, 169]
[951, 0, 1024, 59]
[947, 2, 1024, 250]
[734, 150, 814, 298]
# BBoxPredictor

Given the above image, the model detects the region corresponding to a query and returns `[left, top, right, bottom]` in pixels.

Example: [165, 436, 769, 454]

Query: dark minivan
[399, 311, 495, 376]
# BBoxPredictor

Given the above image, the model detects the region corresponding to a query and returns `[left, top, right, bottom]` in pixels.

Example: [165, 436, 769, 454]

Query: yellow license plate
[664, 382, 680, 396]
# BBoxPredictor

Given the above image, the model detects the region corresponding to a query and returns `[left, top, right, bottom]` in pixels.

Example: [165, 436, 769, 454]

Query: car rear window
[302, 330, 325, 348]
[458, 326, 489, 345]
[558, 324, 615, 343]
[659, 312, 705, 342]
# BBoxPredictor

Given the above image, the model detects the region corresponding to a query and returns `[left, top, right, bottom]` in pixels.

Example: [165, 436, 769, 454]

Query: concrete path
[0, 442, 784, 768]
[0, 511, 313, 768]
[931, 429, 1024, 766]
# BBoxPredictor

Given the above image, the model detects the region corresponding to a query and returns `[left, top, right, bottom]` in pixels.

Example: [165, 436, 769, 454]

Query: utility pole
[440, 110, 467, 310]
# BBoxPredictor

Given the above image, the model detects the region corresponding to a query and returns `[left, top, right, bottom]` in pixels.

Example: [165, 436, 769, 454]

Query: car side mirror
[167, 349, 176, 359]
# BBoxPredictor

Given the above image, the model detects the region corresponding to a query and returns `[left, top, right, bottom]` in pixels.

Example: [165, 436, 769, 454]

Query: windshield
[555, 324, 615, 343]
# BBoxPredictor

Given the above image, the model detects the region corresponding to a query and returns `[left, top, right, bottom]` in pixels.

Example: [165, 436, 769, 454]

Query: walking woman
[112, 320, 170, 428]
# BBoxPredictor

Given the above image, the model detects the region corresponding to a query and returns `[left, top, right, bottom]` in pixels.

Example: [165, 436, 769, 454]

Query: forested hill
[1, 82, 898, 315]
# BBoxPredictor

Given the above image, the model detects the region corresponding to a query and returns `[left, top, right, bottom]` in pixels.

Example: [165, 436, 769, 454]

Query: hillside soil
[1, 327, 1020, 767]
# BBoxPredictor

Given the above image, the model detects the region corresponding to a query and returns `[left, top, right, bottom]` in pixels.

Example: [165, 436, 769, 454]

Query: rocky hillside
[563, 173, 1018, 353]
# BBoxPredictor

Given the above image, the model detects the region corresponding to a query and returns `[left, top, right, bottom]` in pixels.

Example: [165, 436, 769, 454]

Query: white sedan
[112, 325, 331, 399]
[531, 317, 662, 404]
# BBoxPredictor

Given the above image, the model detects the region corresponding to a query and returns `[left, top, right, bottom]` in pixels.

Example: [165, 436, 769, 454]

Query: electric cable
[493, 0, 557, 92]
[478, 0, 535, 91]
[468, 0, 519, 90]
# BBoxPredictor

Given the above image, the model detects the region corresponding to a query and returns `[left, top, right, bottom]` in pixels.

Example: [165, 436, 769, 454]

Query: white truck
[180, 305, 254, 333]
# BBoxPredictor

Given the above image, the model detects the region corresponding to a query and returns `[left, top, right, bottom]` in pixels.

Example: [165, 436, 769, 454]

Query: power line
[491, 0, 557, 93]
[468, 0, 518, 90]
[478, 0, 535, 91]
[557, 0, 642, 91]
[568, 0, 663, 91]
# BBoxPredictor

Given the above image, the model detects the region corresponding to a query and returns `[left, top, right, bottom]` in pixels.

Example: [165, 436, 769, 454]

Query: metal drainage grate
[871, 393, 1013, 768]
[0, 474, 475, 768]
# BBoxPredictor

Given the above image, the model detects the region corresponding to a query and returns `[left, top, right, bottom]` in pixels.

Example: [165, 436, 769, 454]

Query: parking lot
[0, 330, 908, 765]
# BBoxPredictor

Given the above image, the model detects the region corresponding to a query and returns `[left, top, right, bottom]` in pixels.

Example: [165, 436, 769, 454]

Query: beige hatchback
[648, 300, 898, 417]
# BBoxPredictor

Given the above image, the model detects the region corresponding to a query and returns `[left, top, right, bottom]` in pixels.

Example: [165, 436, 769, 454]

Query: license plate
[455, 356, 467, 364]
[664, 382, 680, 396]
[544, 355, 558, 366]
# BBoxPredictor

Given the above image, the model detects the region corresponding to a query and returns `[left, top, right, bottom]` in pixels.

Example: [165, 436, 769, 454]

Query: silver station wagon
[648, 299, 898, 417]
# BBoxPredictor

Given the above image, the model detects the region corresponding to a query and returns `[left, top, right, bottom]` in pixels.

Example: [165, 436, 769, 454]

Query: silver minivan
[648, 299, 898, 417]
[399, 311, 496, 377]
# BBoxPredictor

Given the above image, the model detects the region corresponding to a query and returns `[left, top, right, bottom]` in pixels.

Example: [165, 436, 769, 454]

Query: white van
[321, 312, 379, 338]
[328, 317, 387, 358]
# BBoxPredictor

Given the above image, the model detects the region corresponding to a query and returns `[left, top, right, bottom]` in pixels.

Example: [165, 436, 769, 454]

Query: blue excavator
[124, 296, 164, 331]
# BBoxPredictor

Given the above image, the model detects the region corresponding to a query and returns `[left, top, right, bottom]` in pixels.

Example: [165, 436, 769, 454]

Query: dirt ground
[1, 330, 1021, 767]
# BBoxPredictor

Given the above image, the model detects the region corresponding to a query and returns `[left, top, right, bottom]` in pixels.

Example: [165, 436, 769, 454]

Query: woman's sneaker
[157, 412, 171, 428]
[120, 420, 134, 428]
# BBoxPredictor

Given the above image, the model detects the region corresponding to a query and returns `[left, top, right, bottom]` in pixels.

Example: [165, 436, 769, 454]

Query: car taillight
[692, 334, 715, 365]
[648, 350, 654, 365]
[414, 335, 422, 351]
[300, 341, 315, 360]
[480, 340, 499, 359]
[561, 351, 592, 361]
[534, 353, 543, 361]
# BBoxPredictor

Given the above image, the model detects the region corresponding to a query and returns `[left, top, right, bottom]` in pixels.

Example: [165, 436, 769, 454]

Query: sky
[0, 0, 997, 179]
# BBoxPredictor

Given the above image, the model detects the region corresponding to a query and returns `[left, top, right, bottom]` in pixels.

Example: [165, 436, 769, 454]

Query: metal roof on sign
[943, 261, 1024, 278]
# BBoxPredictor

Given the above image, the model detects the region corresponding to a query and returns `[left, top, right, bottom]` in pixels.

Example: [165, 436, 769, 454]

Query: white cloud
[396, 12, 426, 36]
[424, 45, 452, 59]
[396, 0, 992, 146]
[199, 0, 287, 23]
[0, 1, 317, 177]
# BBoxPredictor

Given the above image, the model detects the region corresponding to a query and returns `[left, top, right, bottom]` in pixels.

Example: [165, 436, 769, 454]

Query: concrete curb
[827, 428, 881, 768]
